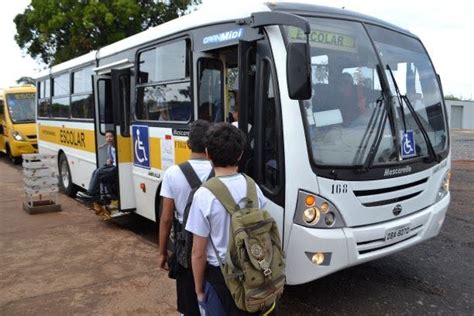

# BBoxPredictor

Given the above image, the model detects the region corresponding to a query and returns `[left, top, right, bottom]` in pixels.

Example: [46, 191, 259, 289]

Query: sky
[1, 0, 472, 99]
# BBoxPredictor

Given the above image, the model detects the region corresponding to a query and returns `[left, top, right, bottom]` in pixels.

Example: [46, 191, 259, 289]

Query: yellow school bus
[0, 85, 38, 163]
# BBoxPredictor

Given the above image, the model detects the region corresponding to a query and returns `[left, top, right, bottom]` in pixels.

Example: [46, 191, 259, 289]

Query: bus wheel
[58, 153, 77, 197]
[6, 144, 21, 164]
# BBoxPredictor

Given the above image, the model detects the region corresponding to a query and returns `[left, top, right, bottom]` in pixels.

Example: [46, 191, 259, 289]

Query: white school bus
[35, 2, 451, 285]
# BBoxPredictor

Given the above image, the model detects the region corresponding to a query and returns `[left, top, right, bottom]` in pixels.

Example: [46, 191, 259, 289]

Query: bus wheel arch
[58, 151, 78, 197]
[5, 143, 21, 164]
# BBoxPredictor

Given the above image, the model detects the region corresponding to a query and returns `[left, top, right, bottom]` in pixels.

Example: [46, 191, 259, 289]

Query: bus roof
[271, 2, 413, 36]
[36, 1, 415, 79]
[0, 85, 36, 95]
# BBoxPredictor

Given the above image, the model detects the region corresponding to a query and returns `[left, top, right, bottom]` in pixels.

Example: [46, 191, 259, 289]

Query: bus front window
[286, 19, 394, 167]
[6, 93, 36, 123]
[366, 25, 448, 156]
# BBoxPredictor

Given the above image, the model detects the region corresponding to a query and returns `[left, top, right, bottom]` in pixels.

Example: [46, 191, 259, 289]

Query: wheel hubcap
[61, 159, 70, 188]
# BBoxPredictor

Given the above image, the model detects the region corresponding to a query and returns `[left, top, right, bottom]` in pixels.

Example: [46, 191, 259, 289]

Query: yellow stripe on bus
[175, 140, 191, 164]
[150, 137, 162, 169]
[117, 135, 132, 163]
[38, 125, 96, 153]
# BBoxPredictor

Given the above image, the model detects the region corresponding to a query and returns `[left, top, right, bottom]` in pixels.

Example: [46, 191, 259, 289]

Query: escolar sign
[288, 27, 356, 51]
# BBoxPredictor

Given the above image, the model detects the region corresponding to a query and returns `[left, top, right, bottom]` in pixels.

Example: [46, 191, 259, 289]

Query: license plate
[385, 224, 410, 242]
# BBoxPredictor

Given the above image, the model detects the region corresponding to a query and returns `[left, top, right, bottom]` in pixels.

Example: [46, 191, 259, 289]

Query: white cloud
[0, 0, 42, 89]
[203, 0, 474, 99]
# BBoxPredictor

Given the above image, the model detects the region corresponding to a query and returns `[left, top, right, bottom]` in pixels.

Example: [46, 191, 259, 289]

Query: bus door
[110, 69, 135, 211]
[94, 70, 135, 212]
[194, 51, 225, 122]
[238, 38, 286, 241]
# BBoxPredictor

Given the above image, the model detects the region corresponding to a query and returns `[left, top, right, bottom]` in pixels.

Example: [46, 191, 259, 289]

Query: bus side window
[198, 58, 224, 122]
[136, 40, 192, 123]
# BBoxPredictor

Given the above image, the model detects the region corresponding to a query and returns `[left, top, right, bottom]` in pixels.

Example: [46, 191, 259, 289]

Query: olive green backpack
[203, 174, 285, 313]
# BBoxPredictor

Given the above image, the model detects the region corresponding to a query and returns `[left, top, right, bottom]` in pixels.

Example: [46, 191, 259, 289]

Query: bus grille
[27, 135, 37, 139]
[353, 178, 428, 207]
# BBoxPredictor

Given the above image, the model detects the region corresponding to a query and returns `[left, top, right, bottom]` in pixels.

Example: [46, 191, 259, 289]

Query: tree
[14, 0, 200, 66]
[16, 76, 35, 85]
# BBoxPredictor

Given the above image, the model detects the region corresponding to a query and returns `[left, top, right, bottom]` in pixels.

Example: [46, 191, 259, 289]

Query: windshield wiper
[386, 65, 439, 163]
[356, 64, 397, 173]
[13, 119, 35, 123]
[353, 93, 385, 167]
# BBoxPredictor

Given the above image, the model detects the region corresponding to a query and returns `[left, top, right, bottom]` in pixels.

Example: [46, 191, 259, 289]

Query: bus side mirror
[287, 42, 312, 100]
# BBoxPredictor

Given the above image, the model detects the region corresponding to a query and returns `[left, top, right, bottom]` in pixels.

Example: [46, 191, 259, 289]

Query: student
[158, 119, 213, 316]
[79, 130, 116, 200]
[186, 123, 267, 315]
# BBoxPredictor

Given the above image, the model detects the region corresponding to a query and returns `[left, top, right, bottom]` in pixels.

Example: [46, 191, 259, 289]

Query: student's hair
[188, 119, 211, 153]
[206, 122, 246, 167]
[105, 130, 115, 136]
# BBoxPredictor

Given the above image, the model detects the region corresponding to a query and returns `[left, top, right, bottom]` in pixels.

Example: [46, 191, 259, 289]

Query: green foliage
[14, 0, 200, 66]
[445, 94, 472, 101]
[16, 76, 36, 85]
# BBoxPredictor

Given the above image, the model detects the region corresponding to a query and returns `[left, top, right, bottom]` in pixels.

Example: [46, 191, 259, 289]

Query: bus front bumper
[10, 140, 38, 157]
[285, 193, 450, 285]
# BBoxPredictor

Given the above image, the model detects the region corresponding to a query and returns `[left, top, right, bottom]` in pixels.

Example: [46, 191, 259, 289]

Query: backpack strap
[178, 161, 204, 227]
[202, 177, 239, 215]
[178, 161, 202, 189]
[242, 174, 258, 209]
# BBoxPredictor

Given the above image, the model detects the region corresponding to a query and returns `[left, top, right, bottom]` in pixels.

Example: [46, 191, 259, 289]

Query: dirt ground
[0, 156, 176, 315]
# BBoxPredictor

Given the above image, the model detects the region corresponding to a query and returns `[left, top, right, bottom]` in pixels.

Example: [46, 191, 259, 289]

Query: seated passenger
[78, 130, 117, 201]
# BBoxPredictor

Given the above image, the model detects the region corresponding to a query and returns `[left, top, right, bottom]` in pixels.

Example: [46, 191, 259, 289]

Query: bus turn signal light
[140, 183, 146, 193]
[305, 195, 316, 207]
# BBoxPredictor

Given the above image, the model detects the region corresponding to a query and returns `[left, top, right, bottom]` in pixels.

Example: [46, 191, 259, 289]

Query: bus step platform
[92, 201, 129, 221]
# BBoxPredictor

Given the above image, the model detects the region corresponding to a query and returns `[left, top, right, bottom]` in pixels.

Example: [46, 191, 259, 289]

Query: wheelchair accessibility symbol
[401, 130, 416, 158]
[132, 125, 150, 169]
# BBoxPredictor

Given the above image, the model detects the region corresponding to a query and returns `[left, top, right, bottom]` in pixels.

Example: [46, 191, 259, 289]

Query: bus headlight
[436, 169, 451, 202]
[294, 190, 346, 228]
[303, 206, 320, 224]
[12, 130, 26, 141]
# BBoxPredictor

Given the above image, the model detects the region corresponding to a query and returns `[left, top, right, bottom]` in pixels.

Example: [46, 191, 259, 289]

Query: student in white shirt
[158, 119, 213, 316]
[186, 122, 267, 315]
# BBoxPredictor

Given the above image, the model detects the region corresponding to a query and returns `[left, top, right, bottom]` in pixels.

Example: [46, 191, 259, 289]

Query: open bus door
[93, 68, 135, 217]
[110, 69, 135, 212]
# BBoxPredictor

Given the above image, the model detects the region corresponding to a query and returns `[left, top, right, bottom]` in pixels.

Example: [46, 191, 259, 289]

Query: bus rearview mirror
[287, 42, 312, 100]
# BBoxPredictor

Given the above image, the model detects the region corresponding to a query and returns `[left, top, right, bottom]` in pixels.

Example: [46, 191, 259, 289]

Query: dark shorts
[176, 263, 200, 316]
[204, 265, 279, 316]
[205, 265, 255, 316]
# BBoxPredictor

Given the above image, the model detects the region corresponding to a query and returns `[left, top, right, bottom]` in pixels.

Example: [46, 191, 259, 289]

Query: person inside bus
[337, 72, 366, 126]
[79, 130, 117, 200]
[337, 73, 357, 123]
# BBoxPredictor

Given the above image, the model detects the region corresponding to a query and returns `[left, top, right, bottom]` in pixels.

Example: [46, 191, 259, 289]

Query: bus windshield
[6, 93, 36, 123]
[366, 24, 448, 158]
[285, 18, 447, 167]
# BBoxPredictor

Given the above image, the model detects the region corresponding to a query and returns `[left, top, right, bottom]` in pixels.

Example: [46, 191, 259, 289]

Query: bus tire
[58, 153, 77, 197]
[6, 144, 21, 164]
